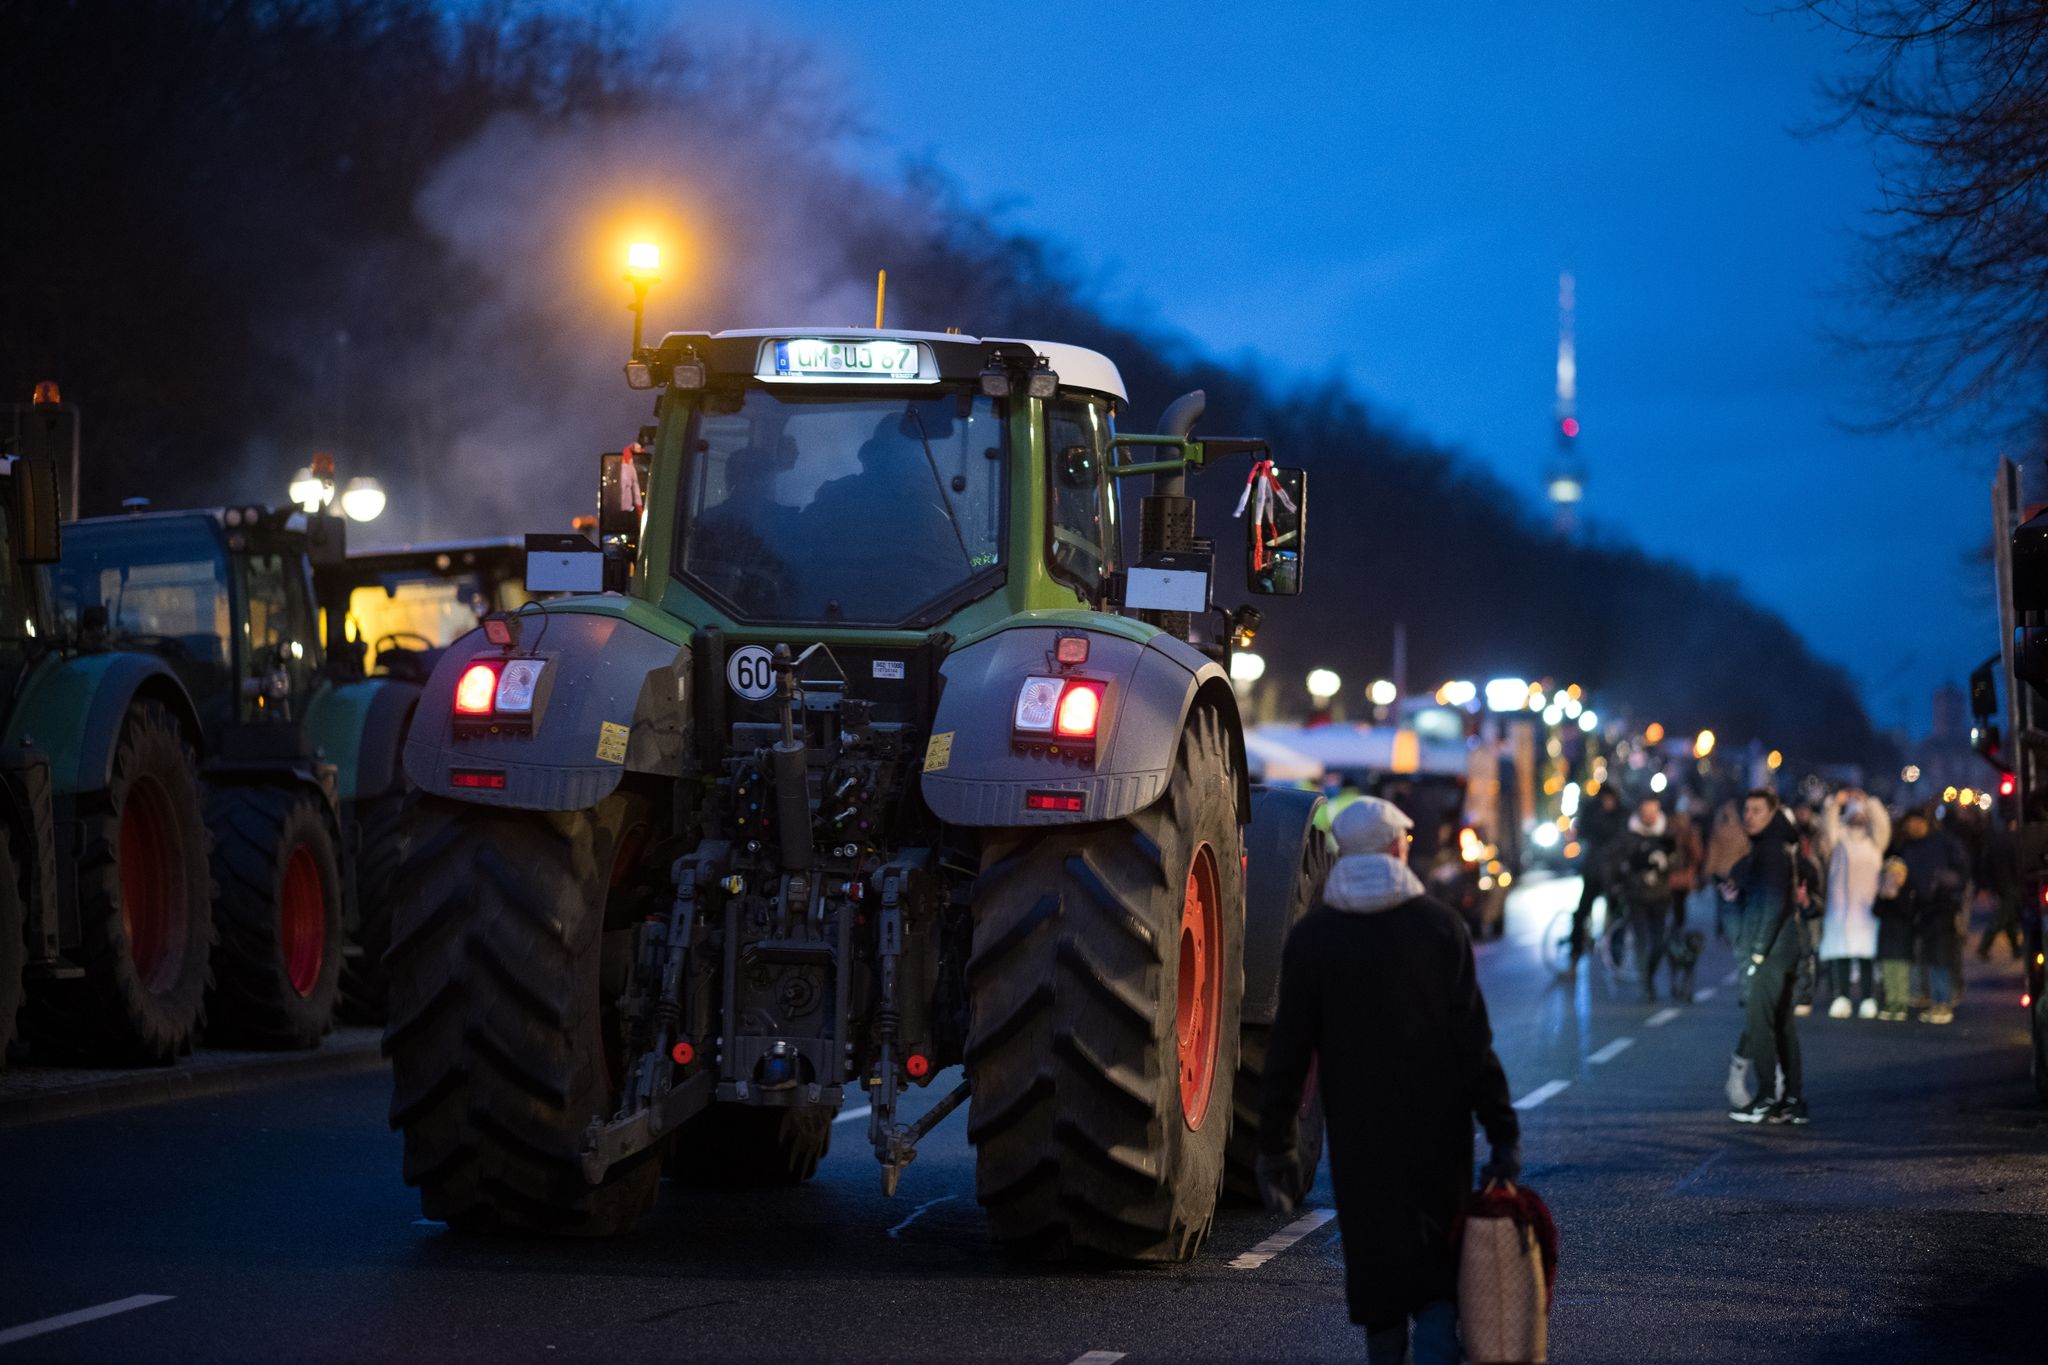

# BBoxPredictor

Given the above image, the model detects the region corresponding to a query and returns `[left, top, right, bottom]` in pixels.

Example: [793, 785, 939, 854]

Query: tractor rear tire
[965, 705, 1244, 1262]
[0, 832, 23, 1067]
[337, 793, 405, 1024]
[668, 1103, 833, 1187]
[206, 786, 344, 1049]
[22, 699, 213, 1065]
[383, 793, 661, 1236]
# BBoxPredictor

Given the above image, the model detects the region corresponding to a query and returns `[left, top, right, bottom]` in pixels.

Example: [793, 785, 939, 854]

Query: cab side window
[1045, 397, 1117, 601]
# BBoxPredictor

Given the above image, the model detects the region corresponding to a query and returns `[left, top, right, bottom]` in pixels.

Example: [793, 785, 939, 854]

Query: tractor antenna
[875, 269, 887, 330]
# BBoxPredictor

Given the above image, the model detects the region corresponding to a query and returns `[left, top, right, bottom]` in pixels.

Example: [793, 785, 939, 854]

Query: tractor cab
[320, 538, 534, 684]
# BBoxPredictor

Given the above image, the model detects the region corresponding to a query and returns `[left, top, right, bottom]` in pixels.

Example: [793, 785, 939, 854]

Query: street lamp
[340, 477, 386, 523]
[1484, 677, 1529, 712]
[1368, 678, 1397, 706]
[625, 240, 661, 355]
[1693, 729, 1716, 759]
[1306, 669, 1342, 702]
[1230, 651, 1267, 685]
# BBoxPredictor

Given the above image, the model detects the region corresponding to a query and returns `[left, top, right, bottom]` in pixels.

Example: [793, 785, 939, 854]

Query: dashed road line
[1513, 1079, 1571, 1110]
[1069, 1353, 1127, 1364]
[1588, 1037, 1634, 1064]
[833, 1104, 872, 1126]
[885, 1194, 955, 1239]
[1228, 1208, 1337, 1270]
[1695, 986, 1718, 1002]
[1646, 1007, 1682, 1027]
[0, 1295, 174, 1348]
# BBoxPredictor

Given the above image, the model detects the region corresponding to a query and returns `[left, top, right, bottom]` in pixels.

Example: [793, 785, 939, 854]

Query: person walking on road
[1260, 796, 1521, 1365]
[1819, 789, 1888, 1019]
[1703, 798, 1751, 943]
[1572, 785, 1629, 967]
[1619, 795, 1678, 1001]
[1895, 807, 1971, 1025]
[1977, 817, 2023, 962]
[1874, 855, 1914, 1020]
[1725, 788, 1810, 1124]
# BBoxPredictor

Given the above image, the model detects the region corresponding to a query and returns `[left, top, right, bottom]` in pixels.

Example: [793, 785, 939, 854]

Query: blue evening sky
[684, 2, 1992, 735]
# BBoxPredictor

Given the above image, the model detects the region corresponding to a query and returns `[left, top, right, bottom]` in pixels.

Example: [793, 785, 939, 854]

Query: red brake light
[2001, 773, 2016, 797]
[455, 662, 499, 715]
[1055, 682, 1102, 737]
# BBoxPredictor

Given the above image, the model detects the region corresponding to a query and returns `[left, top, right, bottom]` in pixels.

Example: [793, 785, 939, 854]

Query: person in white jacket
[1819, 789, 1890, 1019]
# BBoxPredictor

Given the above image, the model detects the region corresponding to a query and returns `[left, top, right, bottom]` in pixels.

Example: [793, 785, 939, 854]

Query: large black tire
[667, 1103, 833, 1187]
[0, 831, 23, 1067]
[383, 792, 662, 1236]
[965, 705, 1245, 1262]
[1224, 826, 1333, 1205]
[22, 699, 213, 1064]
[206, 786, 345, 1049]
[337, 793, 405, 1024]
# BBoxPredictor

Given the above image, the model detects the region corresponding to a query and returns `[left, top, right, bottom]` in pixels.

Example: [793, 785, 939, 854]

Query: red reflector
[454, 662, 499, 714]
[671, 1040, 695, 1066]
[483, 616, 513, 647]
[2024, 994, 2034, 1009]
[1026, 790, 1086, 813]
[905, 1053, 930, 1078]
[2001, 774, 2016, 796]
[1055, 681, 1102, 737]
[450, 768, 506, 790]
[1056, 635, 1089, 665]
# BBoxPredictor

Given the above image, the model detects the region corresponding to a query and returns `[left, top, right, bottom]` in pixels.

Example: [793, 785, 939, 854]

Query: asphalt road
[3, 874, 2044, 1363]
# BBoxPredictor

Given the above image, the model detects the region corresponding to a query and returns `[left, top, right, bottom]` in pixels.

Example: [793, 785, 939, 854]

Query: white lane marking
[886, 1194, 955, 1239]
[1513, 1079, 1571, 1110]
[411, 1218, 446, 1229]
[1588, 1037, 1634, 1064]
[1695, 986, 1718, 1002]
[833, 1104, 872, 1126]
[1069, 1354, 1127, 1364]
[0, 1296, 174, 1348]
[1646, 1007, 1682, 1027]
[1228, 1207, 1338, 1270]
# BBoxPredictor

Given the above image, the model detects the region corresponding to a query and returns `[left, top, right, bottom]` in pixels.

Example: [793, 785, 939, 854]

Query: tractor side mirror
[303, 512, 346, 567]
[1969, 656, 1999, 721]
[598, 448, 645, 546]
[1245, 466, 1307, 596]
[10, 456, 61, 563]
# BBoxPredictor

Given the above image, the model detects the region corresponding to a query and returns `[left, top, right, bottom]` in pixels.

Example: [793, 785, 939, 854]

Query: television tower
[1546, 271, 1584, 536]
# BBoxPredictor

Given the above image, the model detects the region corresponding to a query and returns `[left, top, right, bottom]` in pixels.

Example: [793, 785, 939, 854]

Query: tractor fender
[3, 652, 205, 797]
[1241, 785, 1330, 1027]
[920, 623, 1249, 827]
[305, 678, 420, 802]
[402, 610, 689, 811]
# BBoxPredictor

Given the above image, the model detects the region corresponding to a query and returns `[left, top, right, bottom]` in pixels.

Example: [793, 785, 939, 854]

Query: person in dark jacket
[1619, 795, 1678, 1001]
[1894, 807, 1972, 1024]
[1724, 788, 1810, 1123]
[1571, 784, 1629, 966]
[1260, 796, 1521, 1365]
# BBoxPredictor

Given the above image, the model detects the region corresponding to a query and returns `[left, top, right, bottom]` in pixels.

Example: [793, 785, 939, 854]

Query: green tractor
[0, 389, 214, 1067]
[384, 326, 1330, 1259]
[47, 503, 416, 1041]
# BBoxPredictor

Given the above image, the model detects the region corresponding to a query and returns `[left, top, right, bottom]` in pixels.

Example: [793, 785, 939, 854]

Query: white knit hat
[1330, 795, 1414, 856]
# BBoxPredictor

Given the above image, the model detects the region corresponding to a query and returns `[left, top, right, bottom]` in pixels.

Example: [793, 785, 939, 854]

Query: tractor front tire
[0, 832, 23, 1067]
[207, 787, 344, 1048]
[668, 1103, 833, 1187]
[383, 793, 661, 1236]
[965, 705, 1244, 1262]
[1224, 824, 1333, 1205]
[337, 793, 405, 1023]
[23, 699, 213, 1064]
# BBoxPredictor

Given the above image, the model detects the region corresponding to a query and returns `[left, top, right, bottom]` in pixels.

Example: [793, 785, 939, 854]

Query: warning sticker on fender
[923, 731, 954, 773]
[596, 721, 629, 764]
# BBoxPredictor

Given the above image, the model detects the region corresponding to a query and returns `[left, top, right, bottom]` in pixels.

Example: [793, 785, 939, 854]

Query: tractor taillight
[454, 662, 499, 715]
[1055, 681, 1103, 738]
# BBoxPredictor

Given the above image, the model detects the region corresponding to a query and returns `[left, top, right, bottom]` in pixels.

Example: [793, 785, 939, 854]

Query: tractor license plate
[769, 338, 922, 381]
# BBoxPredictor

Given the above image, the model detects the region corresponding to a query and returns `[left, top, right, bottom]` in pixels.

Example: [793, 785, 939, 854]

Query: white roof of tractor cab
[694, 328, 1128, 403]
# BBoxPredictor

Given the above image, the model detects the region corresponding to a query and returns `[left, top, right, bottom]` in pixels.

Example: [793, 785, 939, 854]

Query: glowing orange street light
[624, 241, 662, 356]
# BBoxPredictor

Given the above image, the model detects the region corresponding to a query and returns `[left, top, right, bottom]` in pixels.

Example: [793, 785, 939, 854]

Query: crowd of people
[1568, 778, 2007, 1124]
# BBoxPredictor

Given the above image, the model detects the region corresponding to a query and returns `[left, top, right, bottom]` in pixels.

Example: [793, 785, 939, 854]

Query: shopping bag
[1455, 1183, 1556, 1365]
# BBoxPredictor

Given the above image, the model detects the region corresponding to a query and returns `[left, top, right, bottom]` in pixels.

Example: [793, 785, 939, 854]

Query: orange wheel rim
[119, 775, 185, 992]
[1177, 842, 1222, 1130]
[279, 844, 325, 998]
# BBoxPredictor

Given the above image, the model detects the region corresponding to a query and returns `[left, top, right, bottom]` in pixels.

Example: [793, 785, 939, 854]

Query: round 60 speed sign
[726, 644, 778, 700]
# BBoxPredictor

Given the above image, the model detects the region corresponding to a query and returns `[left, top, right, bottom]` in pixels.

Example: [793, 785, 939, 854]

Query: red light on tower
[1560, 416, 1580, 439]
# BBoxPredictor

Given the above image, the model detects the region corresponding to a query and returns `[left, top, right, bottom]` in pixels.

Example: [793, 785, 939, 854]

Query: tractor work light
[454, 662, 500, 715]
[624, 360, 655, 390]
[978, 365, 1012, 398]
[1026, 362, 1059, 398]
[1056, 635, 1090, 665]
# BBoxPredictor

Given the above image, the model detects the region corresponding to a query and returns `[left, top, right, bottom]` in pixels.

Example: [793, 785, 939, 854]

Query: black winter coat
[1731, 811, 1801, 961]
[1260, 894, 1519, 1325]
